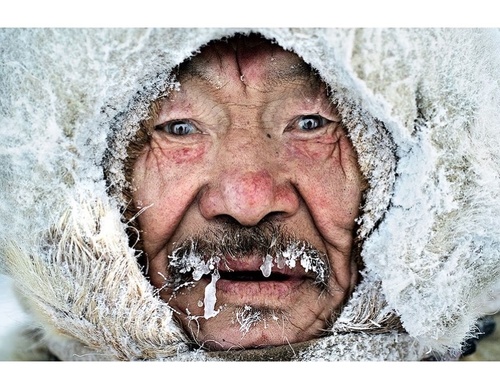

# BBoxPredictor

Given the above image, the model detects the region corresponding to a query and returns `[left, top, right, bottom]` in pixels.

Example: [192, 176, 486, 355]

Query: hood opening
[101, 31, 400, 354]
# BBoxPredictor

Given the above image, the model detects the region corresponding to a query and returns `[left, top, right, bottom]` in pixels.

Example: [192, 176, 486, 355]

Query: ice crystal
[203, 271, 220, 319]
[236, 305, 262, 334]
[259, 254, 274, 277]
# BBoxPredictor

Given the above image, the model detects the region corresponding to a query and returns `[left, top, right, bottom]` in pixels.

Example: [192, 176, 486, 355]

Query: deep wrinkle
[132, 34, 363, 350]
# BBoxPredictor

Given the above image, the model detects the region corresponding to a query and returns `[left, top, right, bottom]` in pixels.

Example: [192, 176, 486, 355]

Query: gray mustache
[166, 222, 331, 291]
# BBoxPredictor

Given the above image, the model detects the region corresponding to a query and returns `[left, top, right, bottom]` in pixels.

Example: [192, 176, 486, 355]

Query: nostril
[214, 212, 288, 227]
[214, 214, 241, 226]
[261, 211, 288, 223]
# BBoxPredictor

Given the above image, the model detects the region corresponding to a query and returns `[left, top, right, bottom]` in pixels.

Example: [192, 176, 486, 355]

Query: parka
[0, 28, 499, 361]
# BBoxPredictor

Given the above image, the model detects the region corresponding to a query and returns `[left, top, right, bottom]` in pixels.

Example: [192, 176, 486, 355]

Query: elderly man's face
[132, 37, 363, 351]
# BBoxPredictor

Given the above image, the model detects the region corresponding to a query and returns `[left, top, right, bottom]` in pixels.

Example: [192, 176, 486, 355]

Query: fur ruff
[4, 197, 425, 360]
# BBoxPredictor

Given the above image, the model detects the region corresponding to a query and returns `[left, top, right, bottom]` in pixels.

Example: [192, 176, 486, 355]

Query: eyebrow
[265, 61, 319, 87]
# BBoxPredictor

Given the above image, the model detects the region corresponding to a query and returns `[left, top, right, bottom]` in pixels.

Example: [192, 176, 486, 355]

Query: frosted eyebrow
[266, 62, 317, 85]
[179, 61, 216, 83]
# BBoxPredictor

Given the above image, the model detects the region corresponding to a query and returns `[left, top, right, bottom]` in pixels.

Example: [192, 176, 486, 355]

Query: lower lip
[215, 277, 307, 298]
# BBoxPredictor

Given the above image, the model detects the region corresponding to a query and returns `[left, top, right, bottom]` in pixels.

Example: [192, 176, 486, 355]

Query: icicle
[260, 254, 274, 277]
[203, 271, 220, 319]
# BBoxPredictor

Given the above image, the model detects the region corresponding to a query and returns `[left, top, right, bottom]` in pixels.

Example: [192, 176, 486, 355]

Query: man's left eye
[297, 115, 327, 131]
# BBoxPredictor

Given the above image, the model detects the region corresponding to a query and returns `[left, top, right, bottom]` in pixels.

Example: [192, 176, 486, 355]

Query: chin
[180, 304, 326, 351]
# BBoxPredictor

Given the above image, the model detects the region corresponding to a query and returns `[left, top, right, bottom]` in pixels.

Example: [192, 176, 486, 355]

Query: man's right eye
[155, 120, 197, 136]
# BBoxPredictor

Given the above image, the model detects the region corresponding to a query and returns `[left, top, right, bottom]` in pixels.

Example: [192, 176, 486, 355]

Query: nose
[198, 149, 299, 226]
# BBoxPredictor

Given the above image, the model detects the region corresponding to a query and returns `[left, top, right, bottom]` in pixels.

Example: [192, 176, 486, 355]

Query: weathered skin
[132, 36, 363, 351]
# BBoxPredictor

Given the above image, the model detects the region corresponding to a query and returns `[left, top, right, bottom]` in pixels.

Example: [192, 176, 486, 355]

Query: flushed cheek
[286, 137, 361, 223]
[286, 137, 339, 162]
[132, 142, 209, 253]
[136, 139, 210, 183]
[146, 139, 208, 169]
[161, 144, 207, 166]
[285, 135, 362, 297]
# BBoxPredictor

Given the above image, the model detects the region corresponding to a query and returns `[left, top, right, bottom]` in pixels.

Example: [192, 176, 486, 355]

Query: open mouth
[218, 270, 291, 282]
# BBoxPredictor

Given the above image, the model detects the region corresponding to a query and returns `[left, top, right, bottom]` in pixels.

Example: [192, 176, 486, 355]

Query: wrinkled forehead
[174, 34, 323, 92]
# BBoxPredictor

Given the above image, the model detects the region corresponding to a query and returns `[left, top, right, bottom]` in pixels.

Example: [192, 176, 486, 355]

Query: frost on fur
[4, 197, 189, 360]
[1, 28, 499, 361]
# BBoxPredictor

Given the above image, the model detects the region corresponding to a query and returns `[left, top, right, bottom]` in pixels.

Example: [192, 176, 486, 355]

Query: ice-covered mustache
[166, 223, 331, 298]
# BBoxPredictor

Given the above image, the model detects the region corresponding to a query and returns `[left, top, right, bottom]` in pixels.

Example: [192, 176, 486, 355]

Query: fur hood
[0, 28, 499, 361]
